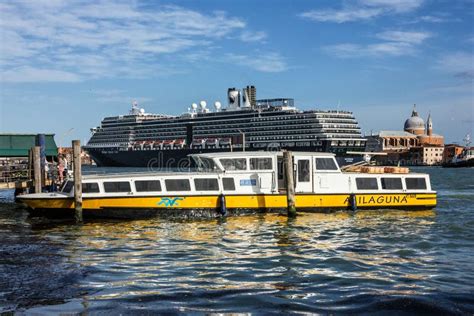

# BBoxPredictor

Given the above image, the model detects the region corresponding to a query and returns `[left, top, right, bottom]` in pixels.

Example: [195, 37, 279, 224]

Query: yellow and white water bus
[16, 151, 436, 217]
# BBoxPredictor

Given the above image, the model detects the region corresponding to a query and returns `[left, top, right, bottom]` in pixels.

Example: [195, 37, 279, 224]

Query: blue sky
[0, 0, 472, 146]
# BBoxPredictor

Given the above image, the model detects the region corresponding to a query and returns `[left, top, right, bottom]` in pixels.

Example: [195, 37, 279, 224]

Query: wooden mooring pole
[28, 149, 33, 180]
[283, 151, 297, 217]
[33, 146, 41, 193]
[73, 140, 83, 223]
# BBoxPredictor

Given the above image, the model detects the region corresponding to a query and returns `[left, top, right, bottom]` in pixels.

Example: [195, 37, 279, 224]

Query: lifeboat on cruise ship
[143, 141, 153, 150]
[174, 139, 185, 148]
[191, 139, 205, 148]
[206, 138, 219, 148]
[163, 139, 175, 149]
[133, 141, 144, 150]
[219, 137, 232, 147]
[152, 140, 162, 150]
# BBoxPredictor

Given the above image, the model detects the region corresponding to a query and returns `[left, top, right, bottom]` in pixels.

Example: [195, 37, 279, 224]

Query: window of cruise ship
[356, 178, 378, 190]
[104, 181, 131, 193]
[194, 178, 219, 191]
[135, 180, 162, 192]
[405, 178, 427, 190]
[315, 158, 338, 170]
[165, 179, 191, 191]
[83, 182, 100, 193]
[250, 158, 273, 170]
[381, 178, 403, 190]
[220, 158, 247, 171]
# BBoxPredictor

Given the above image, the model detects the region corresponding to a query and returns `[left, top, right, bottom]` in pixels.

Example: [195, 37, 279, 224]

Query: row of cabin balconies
[130, 138, 234, 151]
[98, 117, 359, 133]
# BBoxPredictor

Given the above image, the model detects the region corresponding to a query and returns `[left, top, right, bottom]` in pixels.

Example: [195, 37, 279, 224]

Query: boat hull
[442, 158, 474, 168]
[18, 192, 437, 218]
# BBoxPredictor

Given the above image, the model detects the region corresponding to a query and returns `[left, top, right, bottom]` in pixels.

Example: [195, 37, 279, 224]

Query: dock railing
[0, 158, 31, 189]
[0, 152, 59, 191]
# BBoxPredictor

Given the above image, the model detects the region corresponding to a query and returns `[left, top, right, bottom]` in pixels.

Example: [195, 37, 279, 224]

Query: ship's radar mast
[130, 100, 141, 115]
[464, 133, 471, 147]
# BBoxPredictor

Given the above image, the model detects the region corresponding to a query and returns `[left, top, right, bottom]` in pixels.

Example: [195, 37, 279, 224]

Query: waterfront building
[365, 105, 444, 165]
[442, 144, 466, 164]
[0, 134, 58, 188]
[0, 134, 58, 159]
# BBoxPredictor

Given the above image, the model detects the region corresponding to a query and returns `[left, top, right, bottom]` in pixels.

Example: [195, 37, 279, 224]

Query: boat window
[297, 160, 310, 182]
[220, 158, 247, 171]
[250, 158, 273, 170]
[356, 178, 378, 190]
[135, 180, 162, 192]
[405, 178, 427, 190]
[381, 178, 403, 190]
[104, 181, 131, 193]
[194, 178, 219, 191]
[165, 179, 191, 191]
[62, 181, 74, 193]
[82, 182, 100, 193]
[315, 158, 338, 170]
[222, 177, 236, 191]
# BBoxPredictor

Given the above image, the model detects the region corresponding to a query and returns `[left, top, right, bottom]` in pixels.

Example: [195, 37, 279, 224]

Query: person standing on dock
[58, 155, 65, 183]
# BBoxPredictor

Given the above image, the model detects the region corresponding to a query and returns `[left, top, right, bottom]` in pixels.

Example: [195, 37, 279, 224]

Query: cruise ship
[85, 86, 367, 167]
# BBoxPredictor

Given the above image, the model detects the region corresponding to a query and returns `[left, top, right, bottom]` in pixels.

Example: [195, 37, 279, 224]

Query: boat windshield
[61, 180, 74, 193]
[220, 158, 247, 171]
[194, 157, 219, 172]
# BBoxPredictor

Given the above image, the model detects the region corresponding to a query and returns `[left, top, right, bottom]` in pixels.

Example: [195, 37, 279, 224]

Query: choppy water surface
[0, 167, 473, 314]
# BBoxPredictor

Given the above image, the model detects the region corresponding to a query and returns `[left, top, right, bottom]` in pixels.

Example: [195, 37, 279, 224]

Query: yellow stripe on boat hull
[19, 193, 437, 211]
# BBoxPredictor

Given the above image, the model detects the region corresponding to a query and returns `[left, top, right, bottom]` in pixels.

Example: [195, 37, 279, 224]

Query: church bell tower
[427, 113, 433, 136]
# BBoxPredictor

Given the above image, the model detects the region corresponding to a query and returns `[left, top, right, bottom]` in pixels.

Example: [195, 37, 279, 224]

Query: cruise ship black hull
[87, 146, 364, 168]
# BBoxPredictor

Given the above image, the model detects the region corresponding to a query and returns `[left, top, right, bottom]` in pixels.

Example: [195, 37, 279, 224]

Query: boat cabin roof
[190, 151, 335, 159]
[82, 170, 216, 180]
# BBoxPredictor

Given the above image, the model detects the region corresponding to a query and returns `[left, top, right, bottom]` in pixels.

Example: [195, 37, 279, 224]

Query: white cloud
[300, 8, 382, 23]
[239, 31, 267, 43]
[88, 89, 153, 104]
[376, 31, 432, 44]
[226, 53, 288, 72]
[325, 30, 431, 58]
[418, 15, 446, 23]
[0, 1, 252, 82]
[325, 42, 414, 58]
[0, 66, 81, 83]
[300, 0, 423, 23]
[436, 52, 474, 79]
[360, 0, 424, 13]
[368, 42, 415, 56]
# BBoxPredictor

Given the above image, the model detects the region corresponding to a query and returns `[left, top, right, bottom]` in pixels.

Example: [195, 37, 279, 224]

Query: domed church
[366, 105, 444, 165]
[404, 106, 427, 135]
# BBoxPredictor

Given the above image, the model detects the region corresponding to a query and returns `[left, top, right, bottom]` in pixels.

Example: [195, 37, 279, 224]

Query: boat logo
[343, 195, 409, 205]
[158, 197, 184, 207]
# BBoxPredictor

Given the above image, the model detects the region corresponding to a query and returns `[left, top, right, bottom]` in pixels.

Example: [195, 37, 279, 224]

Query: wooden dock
[0, 180, 33, 190]
[2, 140, 83, 223]
[0, 149, 53, 192]
[0, 156, 31, 190]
